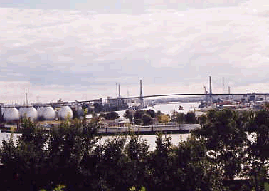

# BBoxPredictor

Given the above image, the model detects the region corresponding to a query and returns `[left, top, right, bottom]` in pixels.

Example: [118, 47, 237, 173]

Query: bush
[142, 114, 153, 126]
[104, 111, 119, 120]
[185, 112, 196, 124]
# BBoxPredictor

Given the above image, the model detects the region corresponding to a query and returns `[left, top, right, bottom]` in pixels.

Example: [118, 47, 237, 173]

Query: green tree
[198, 114, 207, 127]
[134, 110, 145, 125]
[156, 110, 162, 118]
[125, 134, 149, 190]
[185, 112, 196, 124]
[104, 111, 119, 120]
[0, 118, 99, 190]
[171, 111, 185, 124]
[146, 134, 173, 190]
[124, 110, 134, 123]
[93, 136, 128, 191]
[46, 120, 99, 190]
[193, 109, 248, 180]
[1, 118, 49, 190]
[142, 114, 153, 126]
[176, 112, 185, 124]
[175, 137, 223, 191]
[146, 109, 155, 118]
[245, 110, 269, 191]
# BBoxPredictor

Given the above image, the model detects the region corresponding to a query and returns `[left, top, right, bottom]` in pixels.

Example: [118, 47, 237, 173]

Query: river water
[97, 133, 191, 151]
[0, 131, 191, 151]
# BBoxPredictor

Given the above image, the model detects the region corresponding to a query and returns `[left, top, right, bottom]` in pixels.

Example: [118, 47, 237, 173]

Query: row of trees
[0, 109, 268, 190]
[0, 119, 221, 191]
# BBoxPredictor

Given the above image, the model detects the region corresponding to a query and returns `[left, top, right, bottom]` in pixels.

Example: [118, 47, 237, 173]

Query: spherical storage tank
[19, 107, 38, 120]
[58, 106, 73, 120]
[2, 107, 19, 121]
[42, 106, 55, 120]
[37, 107, 44, 119]
[1, 108, 4, 116]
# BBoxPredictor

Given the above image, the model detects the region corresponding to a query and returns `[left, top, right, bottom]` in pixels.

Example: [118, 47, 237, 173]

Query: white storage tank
[3, 107, 19, 121]
[1, 107, 5, 116]
[58, 106, 73, 120]
[19, 107, 38, 120]
[42, 106, 56, 120]
[37, 107, 44, 119]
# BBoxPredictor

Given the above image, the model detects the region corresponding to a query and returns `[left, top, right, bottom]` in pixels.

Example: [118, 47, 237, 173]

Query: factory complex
[1, 77, 269, 133]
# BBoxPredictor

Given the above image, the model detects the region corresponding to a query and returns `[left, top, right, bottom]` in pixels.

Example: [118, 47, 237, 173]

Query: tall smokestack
[209, 76, 212, 95]
[140, 79, 143, 99]
[116, 83, 118, 97]
[118, 83, 121, 97]
[26, 93, 28, 106]
[209, 76, 212, 103]
[228, 86, 231, 94]
[139, 79, 144, 107]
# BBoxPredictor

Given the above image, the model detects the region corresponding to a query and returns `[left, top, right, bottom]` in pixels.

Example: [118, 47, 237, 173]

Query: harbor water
[98, 133, 191, 151]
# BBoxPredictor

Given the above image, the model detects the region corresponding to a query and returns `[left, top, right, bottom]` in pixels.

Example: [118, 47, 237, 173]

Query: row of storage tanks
[1, 106, 74, 121]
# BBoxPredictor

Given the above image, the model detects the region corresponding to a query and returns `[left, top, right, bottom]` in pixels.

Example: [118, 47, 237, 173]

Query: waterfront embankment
[97, 124, 200, 135]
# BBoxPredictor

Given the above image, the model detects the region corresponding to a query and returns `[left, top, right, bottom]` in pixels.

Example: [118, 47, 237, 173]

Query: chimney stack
[209, 76, 212, 103]
[118, 83, 121, 98]
[139, 79, 144, 107]
[26, 93, 28, 106]
[116, 83, 118, 97]
[140, 79, 143, 99]
[209, 76, 212, 95]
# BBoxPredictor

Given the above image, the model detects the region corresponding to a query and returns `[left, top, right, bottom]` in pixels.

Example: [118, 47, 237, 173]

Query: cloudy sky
[0, 0, 269, 104]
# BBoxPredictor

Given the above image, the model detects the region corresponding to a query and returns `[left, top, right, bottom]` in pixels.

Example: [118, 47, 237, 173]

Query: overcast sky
[1, 0, 269, 104]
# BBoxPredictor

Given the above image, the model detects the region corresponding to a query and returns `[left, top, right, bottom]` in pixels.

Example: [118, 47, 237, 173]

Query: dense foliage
[100, 111, 120, 120]
[171, 111, 197, 124]
[125, 109, 197, 125]
[124, 110, 155, 125]
[0, 109, 268, 190]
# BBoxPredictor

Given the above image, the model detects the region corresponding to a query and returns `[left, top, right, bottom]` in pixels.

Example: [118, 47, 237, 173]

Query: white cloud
[1, 0, 269, 103]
